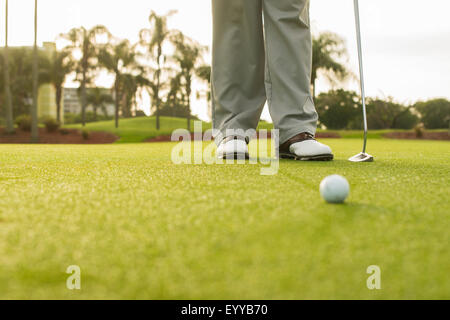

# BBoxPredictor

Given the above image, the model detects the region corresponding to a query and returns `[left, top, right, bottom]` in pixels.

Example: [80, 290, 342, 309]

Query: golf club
[349, 0, 374, 163]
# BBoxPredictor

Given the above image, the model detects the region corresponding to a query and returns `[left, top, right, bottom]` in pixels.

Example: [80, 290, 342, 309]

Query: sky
[1, 0, 450, 121]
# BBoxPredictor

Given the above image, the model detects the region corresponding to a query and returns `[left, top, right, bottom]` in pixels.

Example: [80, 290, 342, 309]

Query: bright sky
[1, 0, 450, 121]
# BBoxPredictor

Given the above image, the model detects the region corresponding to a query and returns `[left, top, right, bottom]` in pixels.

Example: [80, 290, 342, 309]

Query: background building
[63, 87, 115, 117]
[1, 42, 115, 123]
[37, 42, 60, 120]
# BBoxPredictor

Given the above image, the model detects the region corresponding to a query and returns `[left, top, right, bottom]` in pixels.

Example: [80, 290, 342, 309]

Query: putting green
[0, 139, 448, 299]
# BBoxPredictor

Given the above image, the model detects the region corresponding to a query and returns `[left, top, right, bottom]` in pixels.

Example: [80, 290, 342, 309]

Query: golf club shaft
[354, 0, 368, 153]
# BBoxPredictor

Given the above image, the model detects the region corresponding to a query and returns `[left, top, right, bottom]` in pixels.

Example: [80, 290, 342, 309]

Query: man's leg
[212, 0, 266, 143]
[262, 0, 319, 144]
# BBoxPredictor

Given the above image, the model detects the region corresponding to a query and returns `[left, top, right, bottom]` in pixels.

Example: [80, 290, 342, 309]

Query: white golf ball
[320, 175, 350, 204]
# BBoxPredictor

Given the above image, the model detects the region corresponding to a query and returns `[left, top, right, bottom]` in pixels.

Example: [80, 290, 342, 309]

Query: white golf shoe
[216, 136, 249, 160]
[280, 133, 334, 161]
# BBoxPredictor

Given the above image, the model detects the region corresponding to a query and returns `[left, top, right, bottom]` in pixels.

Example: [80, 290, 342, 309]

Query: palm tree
[3, 0, 14, 134]
[98, 39, 139, 128]
[171, 32, 206, 131]
[31, 0, 39, 142]
[62, 25, 110, 127]
[1, 47, 45, 117]
[86, 87, 113, 119]
[312, 32, 349, 100]
[120, 73, 148, 118]
[196, 64, 212, 118]
[139, 10, 176, 130]
[165, 73, 184, 116]
[40, 49, 74, 123]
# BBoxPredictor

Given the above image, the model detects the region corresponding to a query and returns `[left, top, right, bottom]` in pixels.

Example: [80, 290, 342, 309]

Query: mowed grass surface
[67, 116, 448, 143]
[0, 139, 449, 299]
[67, 116, 210, 143]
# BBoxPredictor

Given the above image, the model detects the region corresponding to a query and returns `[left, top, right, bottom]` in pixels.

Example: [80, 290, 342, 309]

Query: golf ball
[320, 175, 350, 204]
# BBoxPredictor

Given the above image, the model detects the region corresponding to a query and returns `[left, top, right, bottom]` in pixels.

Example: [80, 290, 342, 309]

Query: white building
[63, 87, 115, 117]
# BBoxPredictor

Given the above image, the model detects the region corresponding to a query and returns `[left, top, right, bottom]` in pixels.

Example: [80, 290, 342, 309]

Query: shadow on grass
[279, 159, 349, 166]
[316, 202, 389, 223]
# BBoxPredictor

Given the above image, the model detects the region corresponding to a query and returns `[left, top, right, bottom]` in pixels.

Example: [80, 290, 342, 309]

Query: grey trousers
[212, 0, 318, 144]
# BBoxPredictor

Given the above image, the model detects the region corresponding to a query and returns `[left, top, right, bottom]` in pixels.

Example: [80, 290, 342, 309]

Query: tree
[367, 98, 419, 130]
[160, 73, 186, 117]
[312, 32, 349, 100]
[2, 0, 14, 134]
[171, 31, 206, 131]
[139, 10, 176, 130]
[31, 0, 39, 142]
[415, 99, 450, 129]
[86, 87, 113, 119]
[0, 48, 49, 118]
[62, 25, 110, 127]
[316, 90, 418, 130]
[391, 107, 419, 130]
[120, 73, 148, 118]
[315, 89, 361, 130]
[98, 39, 139, 128]
[196, 64, 212, 118]
[40, 49, 74, 123]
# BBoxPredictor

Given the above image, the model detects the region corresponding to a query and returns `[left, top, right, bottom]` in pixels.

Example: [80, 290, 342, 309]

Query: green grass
[67, 116, 448, 143]
[66, 116, 211, 143]
[0, 139, 449, 299]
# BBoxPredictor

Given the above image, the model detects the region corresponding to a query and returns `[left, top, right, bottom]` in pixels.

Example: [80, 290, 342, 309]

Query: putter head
[349, 152, 374, 163]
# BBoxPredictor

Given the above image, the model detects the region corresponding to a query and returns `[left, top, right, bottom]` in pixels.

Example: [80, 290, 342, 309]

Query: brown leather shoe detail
[279, 132, 315, 154]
